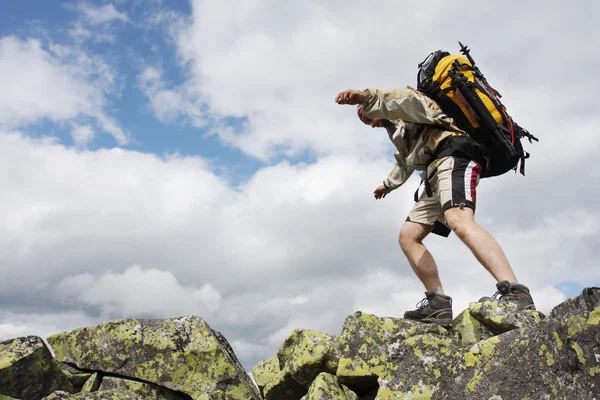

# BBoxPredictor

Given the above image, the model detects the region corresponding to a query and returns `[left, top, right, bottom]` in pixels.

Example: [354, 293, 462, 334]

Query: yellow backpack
[417, 42, 538, 178]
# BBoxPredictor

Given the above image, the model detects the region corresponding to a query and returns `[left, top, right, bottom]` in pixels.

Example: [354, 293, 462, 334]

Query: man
[335, 86, 535, 327]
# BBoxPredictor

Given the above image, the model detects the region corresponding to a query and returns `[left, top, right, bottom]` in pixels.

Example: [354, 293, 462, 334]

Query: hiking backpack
[416, 42, 538, 178]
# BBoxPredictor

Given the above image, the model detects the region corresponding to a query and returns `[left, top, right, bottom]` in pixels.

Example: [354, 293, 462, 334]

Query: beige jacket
[361, 86, 461, 190]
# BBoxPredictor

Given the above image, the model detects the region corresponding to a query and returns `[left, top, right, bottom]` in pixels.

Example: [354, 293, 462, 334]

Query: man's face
[360, 114, 384, 128]
[358, 107, 385, 128]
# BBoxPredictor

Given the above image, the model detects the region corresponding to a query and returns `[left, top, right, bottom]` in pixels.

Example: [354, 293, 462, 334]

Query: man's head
[357, 105, 385, 128]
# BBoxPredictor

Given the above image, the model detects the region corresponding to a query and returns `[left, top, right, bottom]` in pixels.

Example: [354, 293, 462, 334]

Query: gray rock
[0, 336, 73, 399]
[46, 316, 260, 400]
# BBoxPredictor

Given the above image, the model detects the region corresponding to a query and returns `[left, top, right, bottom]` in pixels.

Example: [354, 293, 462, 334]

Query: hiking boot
[404, 291, 453, 327]
[479, 281, 536, 310]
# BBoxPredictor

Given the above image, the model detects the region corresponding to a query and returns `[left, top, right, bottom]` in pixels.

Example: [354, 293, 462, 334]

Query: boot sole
[405, 316, 452, 328]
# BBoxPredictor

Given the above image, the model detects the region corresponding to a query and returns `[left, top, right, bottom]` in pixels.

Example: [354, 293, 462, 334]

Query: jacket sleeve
[384, 152, 414, 190]
[361, 86, 448, 126]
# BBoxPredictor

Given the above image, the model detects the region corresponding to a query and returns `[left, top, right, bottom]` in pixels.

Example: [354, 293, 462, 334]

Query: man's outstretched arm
[336, 87, 443, 125]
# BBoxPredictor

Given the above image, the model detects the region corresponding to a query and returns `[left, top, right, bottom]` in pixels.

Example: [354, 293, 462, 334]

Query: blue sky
[0, 0, 598, 374]
[0, 1, 269, 184]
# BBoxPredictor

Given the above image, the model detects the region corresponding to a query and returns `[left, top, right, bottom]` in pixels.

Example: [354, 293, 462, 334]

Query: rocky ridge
[0, 288, 598, 399]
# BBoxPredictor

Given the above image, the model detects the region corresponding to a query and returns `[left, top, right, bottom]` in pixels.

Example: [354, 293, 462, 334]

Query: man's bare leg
[398, 220, 443, 292]
[444, 207, 517, 282]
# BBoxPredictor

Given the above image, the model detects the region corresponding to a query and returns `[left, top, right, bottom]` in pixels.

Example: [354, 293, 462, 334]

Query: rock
[80, 372, 101, 393]
[551, 287, 600, 321]
[300, 372, 358, 400]
[450, 309, 493, 344]
[336, 311, 447, 396]
[469, 300, 546, 334]
[99, 376, 187, 399]
[57, 363, 93, 390]
[255, 329, 339, 400]
[252, 355, 280, 395]
[42, 389, 140, 399]
[46, 316, 260, 400]
[0, 336, 73, 399]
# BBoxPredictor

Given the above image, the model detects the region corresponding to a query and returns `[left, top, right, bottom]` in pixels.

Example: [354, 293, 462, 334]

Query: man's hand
[335, 89, 366, 105]
[373, 185, 391, 200]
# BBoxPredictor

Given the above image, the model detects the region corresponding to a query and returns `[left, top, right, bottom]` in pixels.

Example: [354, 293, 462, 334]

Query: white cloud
[71, 124, 95, 148]
[76, 3, 129, 25]
[156, 0, 598, 162]
[138, 66, 209, 126]
[0, 37, 128, 144]
[56, 265, 222, 319]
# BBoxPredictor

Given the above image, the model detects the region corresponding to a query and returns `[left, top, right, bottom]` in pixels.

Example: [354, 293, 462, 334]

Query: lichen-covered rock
[259, 329, 339, 400]
[57, 363, 93, 390]
[42, 389, 140, 399]
[46, 316, 260, 400]
[336, 311, 447, 396]
[454, 314, 599, 399]
[276, 329, 339, 387]
[0, 395, 20, 400]
[450, 309, 493, 344]
[300, 372, 357, 400]
[80, 372, 101, 393]
[551, 287, 600, 321]
[469, 300, 546, 334]
[0, 336, 73, 399]
[252, 289, 600, 399]
[99, 376, 187, 399]
[252, 355, 280, 395]
[378, 331, 460, 398]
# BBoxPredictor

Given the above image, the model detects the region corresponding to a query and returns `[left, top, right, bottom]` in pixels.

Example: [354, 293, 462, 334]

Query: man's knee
[444, 206, 476, 237]
[399, 220, 431, 250]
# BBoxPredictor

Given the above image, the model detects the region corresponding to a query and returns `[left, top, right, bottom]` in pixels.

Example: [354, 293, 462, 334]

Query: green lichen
[587, 308, 600, 325]
[463, 336, 500, 367]
[553, 332, 563, 350]
[570, 342, 586, 364]
[539, 344, 554, 366]
[589, 366, 600, 377]
[465, 370, 483, 392]
[566, 315, 588, 338]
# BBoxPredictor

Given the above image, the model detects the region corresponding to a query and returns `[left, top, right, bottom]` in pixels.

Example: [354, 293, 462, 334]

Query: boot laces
[491, 289, 519, 302]
[415, 297, 430, 310]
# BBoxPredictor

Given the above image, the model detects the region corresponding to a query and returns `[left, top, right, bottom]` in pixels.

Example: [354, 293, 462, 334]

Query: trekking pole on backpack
[448, 62, 517, 160]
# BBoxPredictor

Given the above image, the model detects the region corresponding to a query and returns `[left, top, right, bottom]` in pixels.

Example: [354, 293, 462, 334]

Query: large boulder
[0, 336, 73, 399]
[46, 316, 260, 400]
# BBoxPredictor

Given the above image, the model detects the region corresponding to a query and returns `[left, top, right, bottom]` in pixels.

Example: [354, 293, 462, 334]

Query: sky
[0, 0, 599, 373]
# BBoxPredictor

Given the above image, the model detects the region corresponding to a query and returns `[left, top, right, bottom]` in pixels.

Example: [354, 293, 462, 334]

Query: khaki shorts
[406, 157, 482, 237]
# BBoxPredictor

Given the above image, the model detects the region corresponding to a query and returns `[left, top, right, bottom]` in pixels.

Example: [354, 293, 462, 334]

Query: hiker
[335, 86, 535, 327]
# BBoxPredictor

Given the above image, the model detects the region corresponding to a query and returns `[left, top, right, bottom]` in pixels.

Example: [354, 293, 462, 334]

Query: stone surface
[256, 329, 339, 400]
[0, 336, 73, 399]
[99, 376, 187, 399]
[551, 287, 600, 321]
[300, 372, 358, 400]
[42, 389, 140, 399]
[47, 316, 260, 400]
